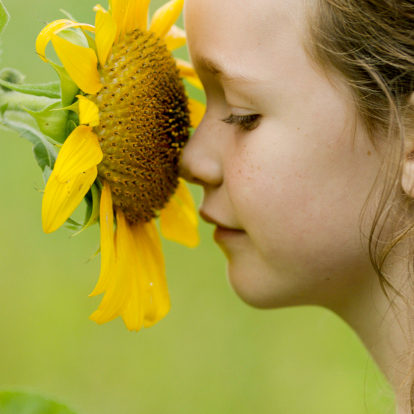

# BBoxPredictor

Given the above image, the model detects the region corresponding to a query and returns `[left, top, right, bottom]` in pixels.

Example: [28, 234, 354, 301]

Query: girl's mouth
[199, 210, 246, 241]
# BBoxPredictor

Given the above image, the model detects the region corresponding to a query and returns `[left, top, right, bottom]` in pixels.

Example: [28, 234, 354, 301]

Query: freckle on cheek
[367, 151, 371, 156]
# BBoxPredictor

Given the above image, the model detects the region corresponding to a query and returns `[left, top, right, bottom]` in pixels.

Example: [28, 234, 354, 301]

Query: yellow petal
[36, 19, 95, 63]
[51, 35, 103, 94]
[77, 95, 100, 126]
[122, 219, 170, 331]
[90, 213, 171, 331]
[175, 58, 195, 77]
[150, 0, 184, 39]
[175, 58, 203, 90]
[42, 167, 97, 234]
[164, 25, 186, 51]
[185, 75, 203, 90]
[89, 181, 115, 297]
[111, 0, 131, 43]
[131, 221, 170, 328]
[93, 4, 107, 13]
[121, 270, 144, 331]
[95, 10, 117, 66]
[90, 210, 142, 326]
[53, 125, 102, 183]
[121, 241, 146, 331]
[160, 179, 199, 248]
[124, 0, 151, 33]
[188, 98, 205, 128]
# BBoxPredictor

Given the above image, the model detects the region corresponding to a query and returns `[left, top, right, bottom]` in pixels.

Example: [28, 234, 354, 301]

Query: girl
[181, 0, 414, 413]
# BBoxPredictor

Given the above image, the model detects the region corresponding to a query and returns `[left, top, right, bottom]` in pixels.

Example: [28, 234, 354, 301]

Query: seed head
[92, 30, 190, 223]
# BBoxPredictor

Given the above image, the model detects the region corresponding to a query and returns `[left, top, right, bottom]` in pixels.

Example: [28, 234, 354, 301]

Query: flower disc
[92, 30, 190, 223]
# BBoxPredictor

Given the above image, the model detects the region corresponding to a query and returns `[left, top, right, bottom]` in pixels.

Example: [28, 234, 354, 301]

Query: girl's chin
[226, 258, 324, 310]
[226, 261, 286, 309]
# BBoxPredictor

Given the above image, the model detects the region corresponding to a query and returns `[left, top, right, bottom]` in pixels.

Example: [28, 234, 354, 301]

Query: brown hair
[304, 0, 414, 410]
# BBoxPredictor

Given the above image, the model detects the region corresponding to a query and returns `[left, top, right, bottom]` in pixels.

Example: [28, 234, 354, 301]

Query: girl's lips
[199, 210, 244, 231]
[213, 226, 246, 242]
[199, 210, 246, 241]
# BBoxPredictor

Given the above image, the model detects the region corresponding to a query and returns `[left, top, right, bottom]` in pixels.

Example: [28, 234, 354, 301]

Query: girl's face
[182, 0, 382, 311]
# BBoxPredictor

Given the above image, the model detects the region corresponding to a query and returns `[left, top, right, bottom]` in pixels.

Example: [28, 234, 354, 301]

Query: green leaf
[71, 184, 100, 237]
[23, 102, 68, 143]
[0, 391, 79, 414]
[0, 79, 60, 98]
[0, 0, 10, 35]
[0, 91, 59, 112]
[1, 108, 33, 124]
[1, 102, 8, 116]
[0, 68, 25, 87]
[1, 118, 57, 171]
[48, 60, 79, 108]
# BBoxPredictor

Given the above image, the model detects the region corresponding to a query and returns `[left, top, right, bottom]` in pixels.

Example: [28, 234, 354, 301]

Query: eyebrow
[197, 56, 260, 84]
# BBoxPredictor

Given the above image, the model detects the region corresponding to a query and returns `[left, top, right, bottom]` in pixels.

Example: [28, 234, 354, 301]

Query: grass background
[0, 0, 395, 413]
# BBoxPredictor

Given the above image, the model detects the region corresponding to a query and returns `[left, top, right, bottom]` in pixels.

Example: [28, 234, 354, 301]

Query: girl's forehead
[184, 0, 309, 81]
[184, 0, 306, 38]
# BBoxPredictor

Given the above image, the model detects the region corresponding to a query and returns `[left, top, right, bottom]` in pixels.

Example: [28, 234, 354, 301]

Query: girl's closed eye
[221, 113, 261, 131]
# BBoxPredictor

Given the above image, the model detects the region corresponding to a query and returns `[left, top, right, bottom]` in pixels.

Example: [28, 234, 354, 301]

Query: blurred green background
[0, 1, 395, 413]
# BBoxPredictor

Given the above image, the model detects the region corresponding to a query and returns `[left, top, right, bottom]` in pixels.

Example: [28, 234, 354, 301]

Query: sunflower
[34, 0, 205, 331]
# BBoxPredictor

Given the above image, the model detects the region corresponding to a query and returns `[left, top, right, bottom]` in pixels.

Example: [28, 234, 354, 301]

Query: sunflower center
[91, 30, 190, 224]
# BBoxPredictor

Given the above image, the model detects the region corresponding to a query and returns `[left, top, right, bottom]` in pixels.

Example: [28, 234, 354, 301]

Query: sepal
[82, 29, 98, 56]
[66, 217, 84, 228]
[57, 100, 79, 113]
[58, 28, 88, 49]
[66, 119, 78, 136]
[23, 102, 68, 143]
[70, 183, 101, 237]
[59, 9, 88, 43]
[43, 165, 52, 184]
[48, 60, 79, 108]
[59, 9, 78, 22]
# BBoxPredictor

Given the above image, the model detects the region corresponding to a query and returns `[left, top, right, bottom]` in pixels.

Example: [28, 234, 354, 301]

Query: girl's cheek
[227, 137, 305, 215]
[225, 135, 347, 258]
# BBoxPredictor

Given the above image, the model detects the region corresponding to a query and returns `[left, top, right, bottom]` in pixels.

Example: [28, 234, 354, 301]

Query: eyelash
[221, 114, 261, 131]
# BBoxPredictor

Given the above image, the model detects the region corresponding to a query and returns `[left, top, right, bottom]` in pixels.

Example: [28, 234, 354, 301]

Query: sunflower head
[93, 28, 190, 223]
[6, 0, 207, 331]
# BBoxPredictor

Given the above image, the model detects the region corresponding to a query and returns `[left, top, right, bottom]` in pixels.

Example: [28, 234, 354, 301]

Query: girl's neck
[334, 264, 411, 414]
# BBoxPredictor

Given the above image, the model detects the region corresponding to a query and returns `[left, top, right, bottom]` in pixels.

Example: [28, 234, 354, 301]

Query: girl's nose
[180, 114, 224, 188]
